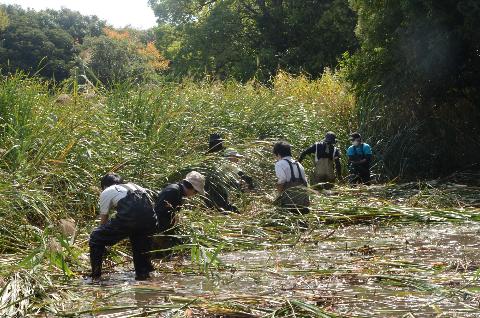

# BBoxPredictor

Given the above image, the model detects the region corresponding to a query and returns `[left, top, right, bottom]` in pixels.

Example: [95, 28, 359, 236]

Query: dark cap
[324, 132, 336, 144]
[209, 133, 224, 143]
[350, 132, 362, 141]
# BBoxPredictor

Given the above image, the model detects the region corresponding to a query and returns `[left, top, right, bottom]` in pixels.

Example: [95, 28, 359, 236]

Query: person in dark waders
[298, 132, 341, 185]
[89, 171, 205, 281]
[273, 141, 310, 214]
[203, 133, 239, 213]
[347, 132, 372, 185]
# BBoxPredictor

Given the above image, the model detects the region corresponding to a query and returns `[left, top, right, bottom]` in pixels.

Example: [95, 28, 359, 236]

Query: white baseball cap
[184, 171, 206, 195]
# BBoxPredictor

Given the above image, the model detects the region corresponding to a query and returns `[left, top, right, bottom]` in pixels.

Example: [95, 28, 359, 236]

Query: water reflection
[81, 223, 480, 317]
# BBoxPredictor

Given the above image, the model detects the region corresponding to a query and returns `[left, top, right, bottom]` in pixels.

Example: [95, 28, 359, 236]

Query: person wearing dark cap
[347, 132, 372, 185]
[223, 148, 255, 191]
[207, 133, 224, 154]
[89, 171, 205, 281]
[298, 132, 341, 184]
[203, 133, 239, 212]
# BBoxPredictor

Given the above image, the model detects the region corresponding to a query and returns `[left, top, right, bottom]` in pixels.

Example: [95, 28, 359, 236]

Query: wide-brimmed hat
[184, 171, 206, 195]
[224, 148, 244, 158]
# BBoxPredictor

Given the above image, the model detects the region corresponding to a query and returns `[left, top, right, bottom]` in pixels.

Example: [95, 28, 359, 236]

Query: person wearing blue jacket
[346, 132, 372, 185]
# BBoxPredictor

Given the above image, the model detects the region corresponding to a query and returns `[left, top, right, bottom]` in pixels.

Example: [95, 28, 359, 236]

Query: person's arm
[346, 147, 357, 164]
[364, 144, 372, 165]
[334, 148, 341, 178]
[274, 163, 287, 193]
[100, 214, 108, 225]
[354, 155, 371, 165]
[298, 144, 316, 163]
[156, 188, 176, 215]
[335, 158, 342, 178]
[155, 187, 181, 230]
[98, 188, 113, 225]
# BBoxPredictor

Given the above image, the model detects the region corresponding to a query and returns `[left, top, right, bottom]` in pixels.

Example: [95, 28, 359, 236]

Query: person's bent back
[89, 173, 157, 281]
[89, 171, 205, 281]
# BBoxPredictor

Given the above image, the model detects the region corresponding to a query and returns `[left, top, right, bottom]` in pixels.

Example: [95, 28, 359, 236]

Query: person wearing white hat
[223, 148, 254, 190]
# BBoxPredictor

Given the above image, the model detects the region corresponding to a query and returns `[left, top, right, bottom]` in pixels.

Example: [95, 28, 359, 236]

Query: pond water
[78, 222, 480, 317]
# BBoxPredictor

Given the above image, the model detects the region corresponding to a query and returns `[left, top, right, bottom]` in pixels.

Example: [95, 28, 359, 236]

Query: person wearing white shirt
[89, 173, 156, 281]
[89, 171, 205, 281]
[273, 141, 310, 213]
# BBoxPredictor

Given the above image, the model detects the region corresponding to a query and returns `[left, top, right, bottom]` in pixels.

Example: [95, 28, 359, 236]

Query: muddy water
[80, 222, 480, 317]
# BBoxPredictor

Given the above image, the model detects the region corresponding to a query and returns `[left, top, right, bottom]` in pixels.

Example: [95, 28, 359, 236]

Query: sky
[1, 0, 158, 29]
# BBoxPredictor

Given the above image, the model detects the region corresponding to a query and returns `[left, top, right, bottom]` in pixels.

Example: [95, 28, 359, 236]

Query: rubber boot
[89, 244, 105, 279]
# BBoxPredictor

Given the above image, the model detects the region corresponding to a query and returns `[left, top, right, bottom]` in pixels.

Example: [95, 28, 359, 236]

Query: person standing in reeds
[273, 141, 310, 213]
[347, 132, 372, 185]
[298, 132, 341, 184]
[89, 171, 205, 281]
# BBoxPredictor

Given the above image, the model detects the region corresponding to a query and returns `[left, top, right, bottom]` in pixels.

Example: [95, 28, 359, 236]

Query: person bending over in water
[89, 171, 205, 281]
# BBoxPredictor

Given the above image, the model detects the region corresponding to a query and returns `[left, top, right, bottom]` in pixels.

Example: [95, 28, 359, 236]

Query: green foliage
[41, 8, 105, 43]
[0, 8, 8, 31]
[80, 35, 156, 86]
[344, 0, 480, 178]
[150, 0, 358, 81]
[0, 5, 105, 81]
[0, 71, 353, 252]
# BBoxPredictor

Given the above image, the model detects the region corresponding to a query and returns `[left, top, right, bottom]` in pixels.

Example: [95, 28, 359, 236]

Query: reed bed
[0, 73, 479, 317]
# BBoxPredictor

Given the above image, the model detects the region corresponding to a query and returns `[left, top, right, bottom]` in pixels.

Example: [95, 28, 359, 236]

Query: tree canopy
[0, 5, 168, 86]
[149, 0, 358, 81]
[344, 0, 480, 176]
[0, 5, 105, 81]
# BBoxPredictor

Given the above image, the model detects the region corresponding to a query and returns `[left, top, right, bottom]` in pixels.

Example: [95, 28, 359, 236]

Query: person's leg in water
[359, 165, 371, 185]
[89, 219, 129, 280]
[130, 234, 154, 280]
[348, 165, 362, 185]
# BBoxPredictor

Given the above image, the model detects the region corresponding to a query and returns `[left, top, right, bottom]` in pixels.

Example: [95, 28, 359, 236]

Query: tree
[344, 0, 480, 177]
[0, 6, 74, 81]
[41, 8, 105, 43]
[149, 0, 358, 81]
[0, 5, 106, 81]
[80, 28, 169, 86]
